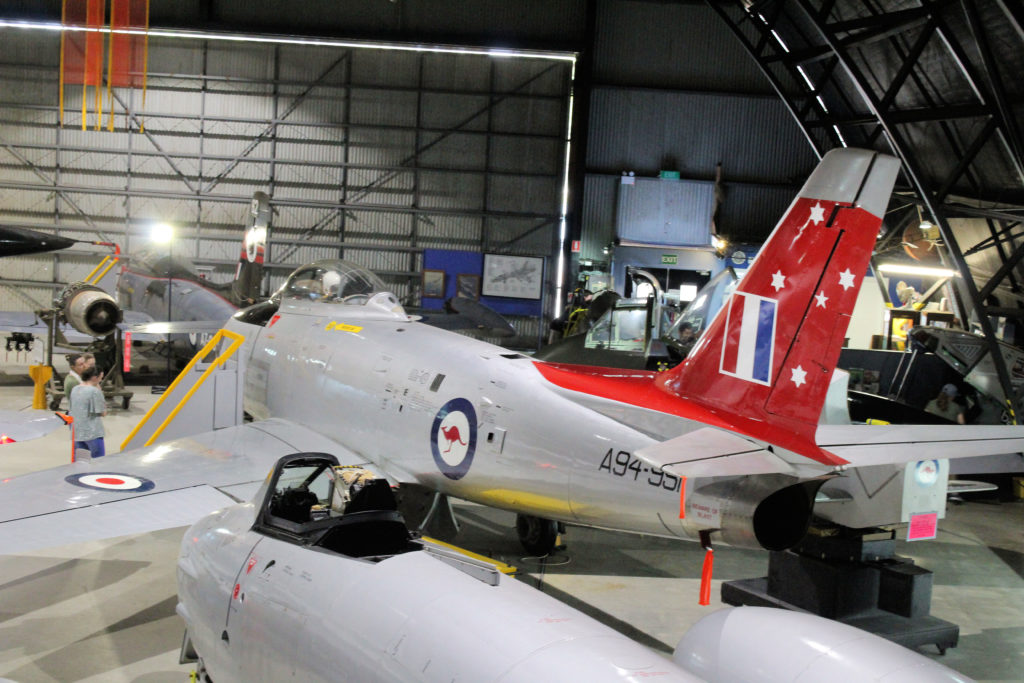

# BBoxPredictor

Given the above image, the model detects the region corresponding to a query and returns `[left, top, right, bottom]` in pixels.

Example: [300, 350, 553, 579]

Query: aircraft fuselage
[119, 268, 238, 354]
[226, 300, 785, 548]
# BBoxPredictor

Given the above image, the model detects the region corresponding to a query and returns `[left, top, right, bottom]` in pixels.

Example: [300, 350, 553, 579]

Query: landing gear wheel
[121, 396, 130, 410]
[49, 397, 61, 410]
[516, 514, 558, 555]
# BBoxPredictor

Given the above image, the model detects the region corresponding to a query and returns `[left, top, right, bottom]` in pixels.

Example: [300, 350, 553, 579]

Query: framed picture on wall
[422, 269, 446, 298]
[456, 273, 480, 300]
[481, 254, 543, 300]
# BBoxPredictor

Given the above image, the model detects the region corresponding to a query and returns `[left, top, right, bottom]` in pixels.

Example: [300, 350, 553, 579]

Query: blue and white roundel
[431, 398, 477, 480]
[914, 460, 940, 487]
[65, 473, 156, 492]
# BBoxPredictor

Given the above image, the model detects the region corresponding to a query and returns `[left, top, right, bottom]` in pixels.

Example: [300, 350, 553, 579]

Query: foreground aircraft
[178, 452, 701, 682]
[178, 452, 970, 682]
[2, 148, 1024, 561]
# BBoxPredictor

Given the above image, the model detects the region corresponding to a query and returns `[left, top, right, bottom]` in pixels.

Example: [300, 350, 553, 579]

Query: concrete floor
[0, 376, 1022, 682]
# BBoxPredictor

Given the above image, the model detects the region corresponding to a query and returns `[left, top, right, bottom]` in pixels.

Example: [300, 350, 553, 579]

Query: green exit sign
[661, 254, 678, 265]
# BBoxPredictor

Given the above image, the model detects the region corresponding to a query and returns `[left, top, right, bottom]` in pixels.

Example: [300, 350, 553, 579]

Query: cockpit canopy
[132, 245, 199, 279]
[275, 259, 387, 303]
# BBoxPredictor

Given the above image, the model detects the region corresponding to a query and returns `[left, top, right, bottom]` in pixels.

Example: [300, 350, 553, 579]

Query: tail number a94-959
[598, 449, 681, 492]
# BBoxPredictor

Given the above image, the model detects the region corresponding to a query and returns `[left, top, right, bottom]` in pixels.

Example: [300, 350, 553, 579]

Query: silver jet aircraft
[118, 191, 271, 360]
[177, 451, 970, 682]
[2, 148, 1023, 561]
[178, 452, 703, 682]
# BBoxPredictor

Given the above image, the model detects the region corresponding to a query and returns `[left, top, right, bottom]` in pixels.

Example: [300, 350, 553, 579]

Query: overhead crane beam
[708, 0, 1024, 421]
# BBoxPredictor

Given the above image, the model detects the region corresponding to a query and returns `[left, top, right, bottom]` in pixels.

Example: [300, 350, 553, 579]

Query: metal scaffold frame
[709, 0, 1024, 419]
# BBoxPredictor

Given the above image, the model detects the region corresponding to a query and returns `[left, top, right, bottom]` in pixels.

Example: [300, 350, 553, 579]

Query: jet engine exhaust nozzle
[58, 282, 122, 337]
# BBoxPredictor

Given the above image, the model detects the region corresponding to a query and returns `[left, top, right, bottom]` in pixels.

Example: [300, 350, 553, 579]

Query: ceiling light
[151, 223, 174, 244]
[0, 20, 576, 62]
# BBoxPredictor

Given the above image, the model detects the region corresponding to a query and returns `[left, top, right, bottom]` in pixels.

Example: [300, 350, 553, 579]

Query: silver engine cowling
[56, 282, 122, 337]
[685, 475, 825, 551]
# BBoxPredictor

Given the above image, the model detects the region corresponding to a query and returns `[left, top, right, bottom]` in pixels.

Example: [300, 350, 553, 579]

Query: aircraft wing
[815, 423, 1024, 467]
[634, 426, 813, 478]
[0, 410, 70, 443]
[0, 311, 50, 335]
[0, 310, 153, 344]
[636, 423, 1024, 478]
[414, 298, 515, 337]
[0, 418, 378, 554]
[124, 319, 227, 335]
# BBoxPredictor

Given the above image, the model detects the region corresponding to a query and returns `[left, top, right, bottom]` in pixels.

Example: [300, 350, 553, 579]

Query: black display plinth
[722, 532, 959, 653]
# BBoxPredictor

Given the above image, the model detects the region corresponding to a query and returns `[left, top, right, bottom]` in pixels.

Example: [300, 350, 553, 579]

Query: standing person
[69, 365, 107, 458]
[63, 354, 83, 399]
[63, 353, 96, 402]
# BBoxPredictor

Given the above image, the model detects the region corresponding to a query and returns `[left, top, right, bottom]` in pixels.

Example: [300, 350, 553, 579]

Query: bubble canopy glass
[275, 259, 388, 303]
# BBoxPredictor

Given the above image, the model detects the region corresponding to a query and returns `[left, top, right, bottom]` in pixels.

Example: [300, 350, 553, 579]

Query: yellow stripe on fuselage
[474, 489, 573, 517]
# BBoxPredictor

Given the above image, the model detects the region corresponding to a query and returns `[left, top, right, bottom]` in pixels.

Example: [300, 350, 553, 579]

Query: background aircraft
[0, 225, 77, 257]
[118, 191, 272, 362]
[2, 149, 1023, 566]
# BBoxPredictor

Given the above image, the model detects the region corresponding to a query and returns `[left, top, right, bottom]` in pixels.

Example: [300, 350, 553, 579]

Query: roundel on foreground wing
[65, 472, 156, 492]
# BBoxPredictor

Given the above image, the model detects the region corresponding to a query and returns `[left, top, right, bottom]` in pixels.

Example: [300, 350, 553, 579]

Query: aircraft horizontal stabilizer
[635, 427, 800, 477]
[817, 423, 1024, 468]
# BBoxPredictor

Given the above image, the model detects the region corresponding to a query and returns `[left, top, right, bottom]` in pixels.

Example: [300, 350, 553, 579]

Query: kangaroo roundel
[431, 398, 477, 480]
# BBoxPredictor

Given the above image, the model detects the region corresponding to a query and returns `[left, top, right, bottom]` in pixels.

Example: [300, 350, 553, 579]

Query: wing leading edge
[0, 418, 375, 554]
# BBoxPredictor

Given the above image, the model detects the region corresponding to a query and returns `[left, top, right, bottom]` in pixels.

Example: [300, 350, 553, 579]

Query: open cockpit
[253, 452, 420, 561]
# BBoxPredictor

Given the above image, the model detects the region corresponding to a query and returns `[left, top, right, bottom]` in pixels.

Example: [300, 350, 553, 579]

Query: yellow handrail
[120, 329, 245, 450]
[84, 255, 119, 285]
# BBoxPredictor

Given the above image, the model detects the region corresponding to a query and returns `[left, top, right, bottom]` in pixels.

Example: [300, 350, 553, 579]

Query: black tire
[516, 514, 558, 555]
[49, 398, 62, 410]
[121, 396, 130, 410]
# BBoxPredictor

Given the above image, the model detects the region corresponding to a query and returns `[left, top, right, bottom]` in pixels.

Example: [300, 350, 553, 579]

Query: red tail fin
[658, 149, 900, 450]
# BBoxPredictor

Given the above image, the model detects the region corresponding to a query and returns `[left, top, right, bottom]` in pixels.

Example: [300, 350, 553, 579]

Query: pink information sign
[908, 511, 939, 541]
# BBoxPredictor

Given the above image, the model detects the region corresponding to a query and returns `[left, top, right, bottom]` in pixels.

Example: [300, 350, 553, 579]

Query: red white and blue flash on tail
[660, 148, 901, 463]
[720, 292, 777, 385]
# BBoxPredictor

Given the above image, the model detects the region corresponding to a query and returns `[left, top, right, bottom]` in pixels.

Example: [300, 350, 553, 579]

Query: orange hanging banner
[60, 0, 106, 128]
[109, 0, 148, 88]
[107, 0, 149, 130]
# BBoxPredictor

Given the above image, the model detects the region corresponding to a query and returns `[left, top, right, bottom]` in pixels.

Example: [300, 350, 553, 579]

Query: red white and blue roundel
[65, 472, 156, 492]
[431, 398, 477, 480]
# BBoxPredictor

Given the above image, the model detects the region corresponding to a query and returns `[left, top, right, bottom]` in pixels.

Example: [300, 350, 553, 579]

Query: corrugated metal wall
[582, 0, 817, 270]
[588, 88, 812, 182]
[0, 29, 572, 316]
[593, 0, 772, 93]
